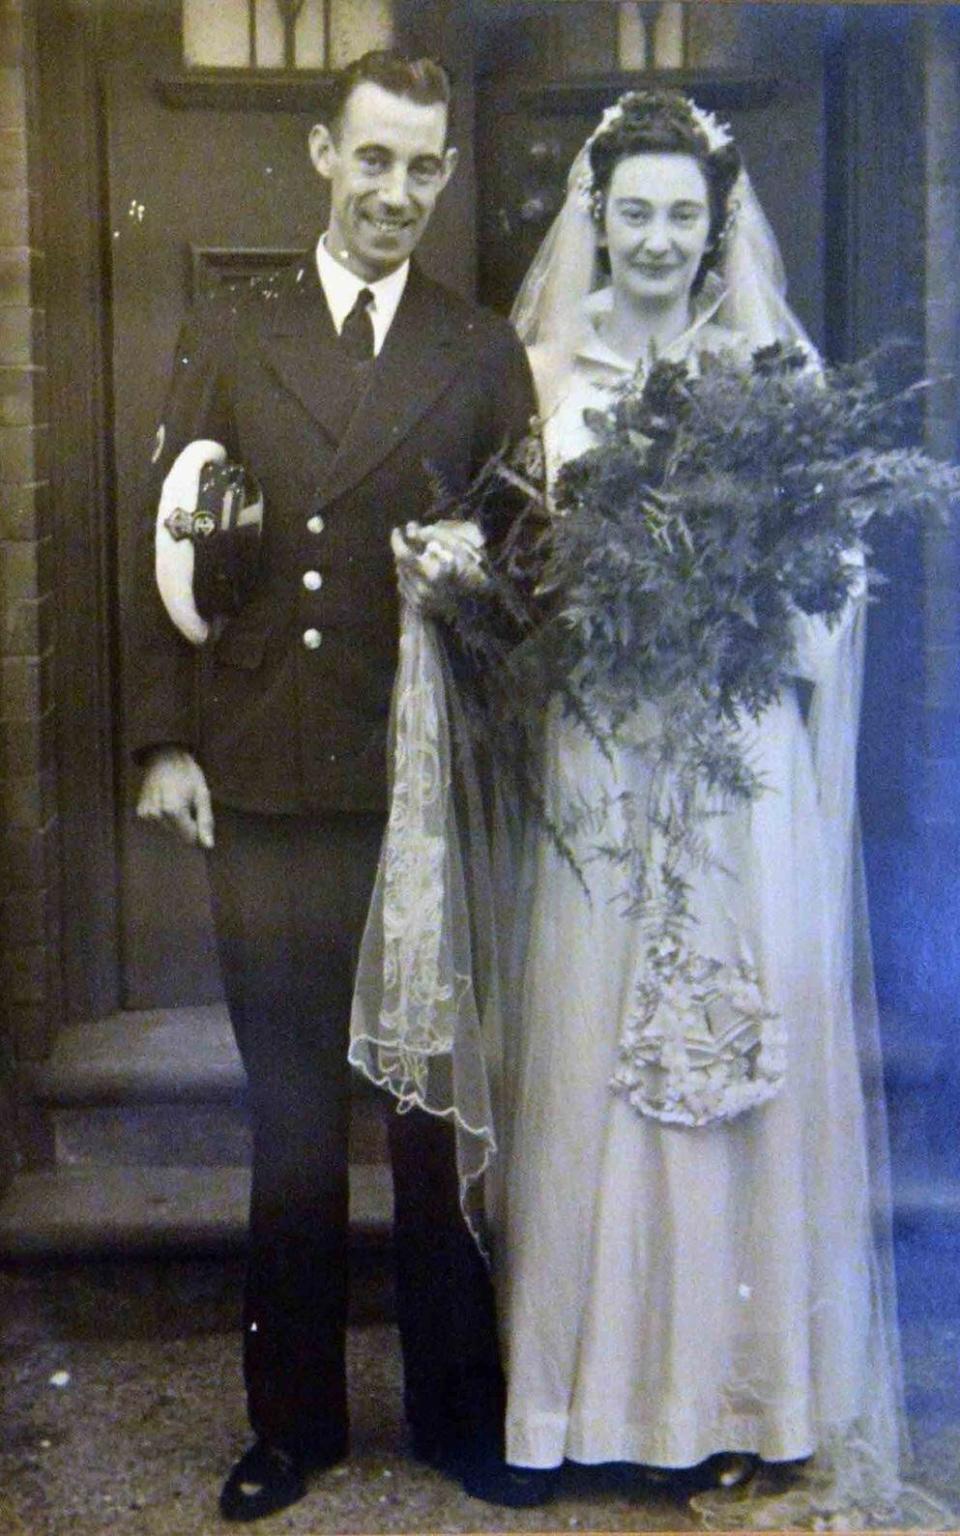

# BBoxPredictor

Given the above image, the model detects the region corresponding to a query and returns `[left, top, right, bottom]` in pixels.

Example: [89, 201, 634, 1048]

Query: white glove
[391, 519, 488, 611]
[136, 747, 215, 849]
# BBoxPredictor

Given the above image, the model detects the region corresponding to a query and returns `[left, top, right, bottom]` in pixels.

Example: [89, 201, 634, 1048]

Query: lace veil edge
[349, 604, 512, 1256]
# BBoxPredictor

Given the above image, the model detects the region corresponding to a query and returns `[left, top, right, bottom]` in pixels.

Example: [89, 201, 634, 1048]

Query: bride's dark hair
[588, 91, 742, 290]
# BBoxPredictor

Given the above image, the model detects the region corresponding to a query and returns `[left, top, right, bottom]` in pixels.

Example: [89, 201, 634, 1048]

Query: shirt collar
[574, 275, 728, 373]
[315, 234, 410, 355]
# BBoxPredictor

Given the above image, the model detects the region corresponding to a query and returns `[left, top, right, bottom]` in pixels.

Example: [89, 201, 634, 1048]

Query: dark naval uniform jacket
[129, 254, 535, 813]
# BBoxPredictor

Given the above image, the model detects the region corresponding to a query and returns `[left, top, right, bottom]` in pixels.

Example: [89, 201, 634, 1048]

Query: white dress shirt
[315, 235, 409, 357]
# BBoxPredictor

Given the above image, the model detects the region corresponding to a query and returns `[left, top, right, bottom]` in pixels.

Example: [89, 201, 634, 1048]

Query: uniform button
[306, 514, 324, 534]
[302, 569, 322, 591]
[302, 628, 322, 650]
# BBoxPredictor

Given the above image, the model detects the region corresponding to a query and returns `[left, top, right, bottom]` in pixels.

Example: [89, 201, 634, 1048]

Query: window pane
[183, 0, 251, 67]
[253, 0, 283, 68]
[295, 0, 328, 69]
[329, 0, 393, 70]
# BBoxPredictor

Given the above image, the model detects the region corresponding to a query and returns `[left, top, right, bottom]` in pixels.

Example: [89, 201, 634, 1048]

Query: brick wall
[1, 0, 58, 1189]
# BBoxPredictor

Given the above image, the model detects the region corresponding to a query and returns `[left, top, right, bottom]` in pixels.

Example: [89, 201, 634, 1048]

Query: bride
[354, 89, 922, 1524]
[496, 90, 905, 1517]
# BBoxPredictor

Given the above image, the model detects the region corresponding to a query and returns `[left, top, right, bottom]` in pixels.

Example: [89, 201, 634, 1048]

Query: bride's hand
[391, 519, 488, 611]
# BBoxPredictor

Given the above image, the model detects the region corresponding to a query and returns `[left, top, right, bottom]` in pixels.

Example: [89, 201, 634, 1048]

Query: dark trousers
[207, 805, 503, 1462]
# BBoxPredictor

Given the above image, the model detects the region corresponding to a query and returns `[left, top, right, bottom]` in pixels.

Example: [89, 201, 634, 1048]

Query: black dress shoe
[458, 1451, 559, 1508]
[411, 1426, 557, 1508]
[219, 1440, 306, 1523]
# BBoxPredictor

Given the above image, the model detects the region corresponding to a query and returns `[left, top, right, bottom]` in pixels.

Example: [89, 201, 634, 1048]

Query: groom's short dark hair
[324, 51, 452, 139]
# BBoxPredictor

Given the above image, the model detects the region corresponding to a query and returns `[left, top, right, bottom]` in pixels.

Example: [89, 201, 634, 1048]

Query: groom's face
[310, 82, 458, 282]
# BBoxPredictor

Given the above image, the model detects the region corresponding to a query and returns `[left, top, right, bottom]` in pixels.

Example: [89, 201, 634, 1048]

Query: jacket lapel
[258, 257, 347, 446]
[318, 265, 470, 508]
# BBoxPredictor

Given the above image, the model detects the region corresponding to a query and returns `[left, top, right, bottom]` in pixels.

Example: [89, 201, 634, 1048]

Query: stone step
[0, 1163, 393, 1260]
[49, 1095, 388, 1169]
[10, 1010, 955, 1260]
[24, 1006, 244, 1106]
[53, 1102, 252, 1169]
[23, 1006, 388, 1169]
[36, 1008, 948, 1102]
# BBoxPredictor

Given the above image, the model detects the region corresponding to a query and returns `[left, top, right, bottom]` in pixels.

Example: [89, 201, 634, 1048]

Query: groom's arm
[128, 301, 239, 848]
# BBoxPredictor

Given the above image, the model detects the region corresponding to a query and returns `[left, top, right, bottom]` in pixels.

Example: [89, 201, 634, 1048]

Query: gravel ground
[0, 1235, 957, 1536]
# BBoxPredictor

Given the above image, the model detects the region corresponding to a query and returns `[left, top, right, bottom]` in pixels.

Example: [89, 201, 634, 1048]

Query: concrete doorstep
[0, 1163, 393, 1259]
[0, 1006, 393, 1259]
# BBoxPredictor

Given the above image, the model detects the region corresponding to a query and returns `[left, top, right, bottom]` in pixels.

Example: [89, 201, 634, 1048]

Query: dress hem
[506, 1412, 817, 1472]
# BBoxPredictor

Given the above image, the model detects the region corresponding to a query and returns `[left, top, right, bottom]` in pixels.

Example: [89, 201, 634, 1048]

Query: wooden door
[56, 0, 833, 1014]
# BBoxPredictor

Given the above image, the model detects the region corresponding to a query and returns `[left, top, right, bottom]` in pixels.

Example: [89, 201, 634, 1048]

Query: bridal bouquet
[442, 341, 960, 829]
[561, 347, 949, 701]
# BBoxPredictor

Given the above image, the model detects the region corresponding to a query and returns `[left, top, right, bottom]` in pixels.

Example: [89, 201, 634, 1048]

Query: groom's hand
[137, 747, 215, 849]
[391, 519, 488, 611]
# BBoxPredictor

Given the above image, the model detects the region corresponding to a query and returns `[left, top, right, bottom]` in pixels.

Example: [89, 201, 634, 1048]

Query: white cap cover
[155, 439, 228, 645]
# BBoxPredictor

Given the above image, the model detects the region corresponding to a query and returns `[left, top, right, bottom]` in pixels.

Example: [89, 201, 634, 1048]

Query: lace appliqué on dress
[611, 939, 787, 1126]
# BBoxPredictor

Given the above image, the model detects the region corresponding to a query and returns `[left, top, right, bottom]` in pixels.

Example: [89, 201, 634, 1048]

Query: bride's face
[602, 152, 711, 309]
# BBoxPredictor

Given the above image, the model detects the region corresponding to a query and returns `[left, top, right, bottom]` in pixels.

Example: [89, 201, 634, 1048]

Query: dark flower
[751, 341, 808, 376]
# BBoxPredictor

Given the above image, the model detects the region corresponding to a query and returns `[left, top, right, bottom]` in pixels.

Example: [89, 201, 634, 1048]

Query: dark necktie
[339, 287, 375, 361]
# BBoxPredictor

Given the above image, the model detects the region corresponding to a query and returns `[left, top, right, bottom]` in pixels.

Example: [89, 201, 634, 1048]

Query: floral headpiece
[689, 101, 733, 151]
[585, 90, 733, 153]
[575, 91, 735, 213]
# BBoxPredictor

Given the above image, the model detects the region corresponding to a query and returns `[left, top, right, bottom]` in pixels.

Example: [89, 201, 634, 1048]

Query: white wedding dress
[498, 296, 902, 1491]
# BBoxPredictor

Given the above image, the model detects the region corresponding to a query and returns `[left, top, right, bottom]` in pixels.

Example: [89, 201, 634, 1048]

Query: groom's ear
[439, 145, 459, 189]
[308, 122, 336, 180]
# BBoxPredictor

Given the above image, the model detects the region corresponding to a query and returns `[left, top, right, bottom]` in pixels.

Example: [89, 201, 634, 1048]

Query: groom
[130, 50, 542, 1522]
